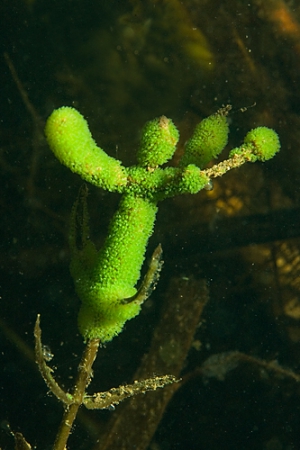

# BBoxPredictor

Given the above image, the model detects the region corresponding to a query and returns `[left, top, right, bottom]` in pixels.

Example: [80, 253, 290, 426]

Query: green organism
[179, 110, 229, 168]
[45, 106, 280, 343]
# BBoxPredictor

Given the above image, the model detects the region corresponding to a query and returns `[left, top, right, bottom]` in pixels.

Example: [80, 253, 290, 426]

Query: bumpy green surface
[45, 106, 280, 342]
[137, 116, 179, 168]
[244, 126, 281, 161]
[45, 107, 127, 192]
[70, 194, 157, 341]
[180, 109, 229, 168]
[229, 126, 281, 161]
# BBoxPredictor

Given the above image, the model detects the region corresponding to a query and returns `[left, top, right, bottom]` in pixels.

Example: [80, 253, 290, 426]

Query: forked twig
[34, 315, 73, 405]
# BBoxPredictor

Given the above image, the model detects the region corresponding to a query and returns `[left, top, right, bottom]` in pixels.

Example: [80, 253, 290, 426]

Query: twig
[34, 315, 73, 405]
[53, 337, 100, 450]
[84, 375, 178, 410]
[35, 315, 100, 449]
[203, 151, 253, 179]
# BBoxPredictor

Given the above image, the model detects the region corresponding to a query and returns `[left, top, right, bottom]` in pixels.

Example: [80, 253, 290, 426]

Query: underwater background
[1, 0, 300, 449]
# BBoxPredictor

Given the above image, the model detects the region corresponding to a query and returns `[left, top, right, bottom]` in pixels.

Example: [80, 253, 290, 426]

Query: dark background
[1, 1, 300, 449]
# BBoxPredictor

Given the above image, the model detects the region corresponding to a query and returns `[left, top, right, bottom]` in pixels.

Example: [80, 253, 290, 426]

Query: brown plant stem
[53, 337, 100, 450]
[34, 316, 73, 405]
[203, 151, 253, 179]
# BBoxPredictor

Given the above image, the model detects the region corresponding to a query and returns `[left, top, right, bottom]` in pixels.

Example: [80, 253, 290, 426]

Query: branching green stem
[40, 106, 281, 449]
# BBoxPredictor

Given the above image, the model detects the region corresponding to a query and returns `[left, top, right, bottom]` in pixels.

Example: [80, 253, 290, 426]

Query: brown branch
[203, 151, 253, 179]
[53, 337, 100, 450]
[34, 315, 73, 406]
[84, 375, 178, 410]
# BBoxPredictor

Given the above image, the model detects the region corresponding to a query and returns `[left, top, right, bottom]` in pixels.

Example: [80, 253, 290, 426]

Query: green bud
[180, 110, 229, 168]
[244, 127, 280, 161]
[137, 116, 179, 168]
[45, 107, 127, 191]
[177, 164, 210, 194]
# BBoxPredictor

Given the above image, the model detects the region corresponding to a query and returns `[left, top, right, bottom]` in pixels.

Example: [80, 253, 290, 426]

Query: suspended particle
[42, 344, 54, 361]
[204, 179, 213, 190]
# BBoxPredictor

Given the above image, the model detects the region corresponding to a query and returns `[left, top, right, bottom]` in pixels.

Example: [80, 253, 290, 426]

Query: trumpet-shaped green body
[70, 193, 157, 342]
[45, 106, 280, 342]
